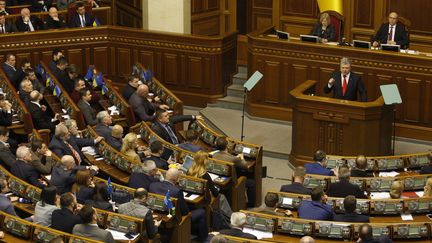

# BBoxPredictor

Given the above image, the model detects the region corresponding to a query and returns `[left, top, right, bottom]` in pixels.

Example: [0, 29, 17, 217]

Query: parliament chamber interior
[1, 0, 432, 243]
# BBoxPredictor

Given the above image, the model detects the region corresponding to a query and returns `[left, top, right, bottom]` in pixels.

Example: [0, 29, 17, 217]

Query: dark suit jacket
[149, 180, 189, 216]
[76, 186, 94, 204]
[95, 123, 112, 140]
[280, 182, 312, 195]
[219, 228, 257, 240]
[128, 172, 159, 190]
[31, 0, 52, 12]
[1, 21, 17, 33]
[351, 169, 374, 177]
[19, 91, 31, 107]
[44, 15, 66, 29]
[51, 208, 83, 234]
[49, 135, 93, 163]
[327, 180, 367, 199]
[51, 66, 73, 93]
[310, 23, 336, 41]
[0, 110, 12, 126]
[68, 13, 95, 28]
[121, 84, 136, 101]
[323, 71, 367, 102]
[2, 62, 18, 89]
[129, 92, 158, 122]
[50, 164, 86, 194]
[15, 15, 44, 32]
[372, 23, 409, 49]
[146, 155, 168, 170]
[78, 100, 97, 125]
[29, 102, 57, 130]
[420, 165, 432, 175]
[10, 159, 45, 188]
[334, 212, 370, 222]
[0, 142, 15, 169]
[0, 194, 17, 216]
[152, 115, 195, 144]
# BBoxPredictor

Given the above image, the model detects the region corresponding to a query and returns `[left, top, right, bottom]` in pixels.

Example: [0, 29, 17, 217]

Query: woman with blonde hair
[71, 169, 95, 204]
[121, 132, 141, 164]
[309, 12, 336, 43]
[390, 180, 404, 199]
[423, 178, 432, 197]
[188, 151, 232, 217]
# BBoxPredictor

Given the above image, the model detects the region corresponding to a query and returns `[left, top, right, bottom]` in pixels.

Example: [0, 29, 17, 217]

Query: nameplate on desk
[276, 30, 289, 40]
[381, 44, 400, 52]
[300, 35, 319, 43]
[353, 40, 371, 49]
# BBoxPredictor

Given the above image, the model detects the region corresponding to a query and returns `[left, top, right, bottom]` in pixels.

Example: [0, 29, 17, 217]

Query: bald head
[388, 12, 398, 25]
[355, 155, 367, 170]
[21, 7, 30, 16]
[30, 90, 41, 101]
[49, 7, 58, 18]
[300, 236, 315, 243]
[61, 155, 75, 169]
[111, 125, 124, 139]
[136, 84, 149, 97]
[165, 168, 180, 183]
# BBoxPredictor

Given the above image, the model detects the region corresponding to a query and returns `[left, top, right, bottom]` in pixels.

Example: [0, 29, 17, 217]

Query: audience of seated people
[128, 160, 162, 190]
[45, 6, 66, 29]
[51, 192, 82, 234]
[121, 132, 141, 164]
[129, 84, 169, 122]
[68, 1, 94, 28]
[109, 124, 123, 151]
[146, 140, 171, 170]
[121, 74, 141, 101]
[256, 192, 292, 217]
[420, 152, 432, 174]
[0, 177, 17, 216]
[2, 54, 19, 89]
[327, 165, 367, 199]
[77, 88, 97, 125]
[84, 181, 113, 211]
[15, 7, 44, 31]
[0, 94, 12, 127]
[71, 169, 95, 204]
[30, 138, 55, 174]
[389, 180, 404, 199]
[280, 166, 311, 194]
[424, 177, 432, 198]
[49, 48, 63, 71]
[11, 145, 47, 188]
[0, 126, 15, 169]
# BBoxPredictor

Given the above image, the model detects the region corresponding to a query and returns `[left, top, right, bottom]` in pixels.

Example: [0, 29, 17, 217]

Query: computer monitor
[182, 155, 194, 171]
[276, 30, 289, 40]
[381, 44, 400, 52]
[353, 40, 371, 49]
[300, 35, 319, 43]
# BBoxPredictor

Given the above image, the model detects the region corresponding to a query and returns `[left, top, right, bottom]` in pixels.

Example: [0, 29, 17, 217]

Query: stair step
[238, 65, 247, 75]
[227, 84, 245, 98]
[208, 96, 243, 110]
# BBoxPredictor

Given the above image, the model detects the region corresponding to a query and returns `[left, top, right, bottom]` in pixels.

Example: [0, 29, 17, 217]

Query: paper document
[208, 172, 220, 181]
[370, 192, 390, 199]
[379, 171, 399, 177]
[106, 229, 140, 241]
[243, 227, 273, 240]
[183, 192, 199, 201]
[81, 146, 96, 155]
[62, 115, 71, 120]
[415, 191, 424, 197]
[62, 108, 67, 114]
[401, 214, 413, 221]
[45, 175, 52, 181]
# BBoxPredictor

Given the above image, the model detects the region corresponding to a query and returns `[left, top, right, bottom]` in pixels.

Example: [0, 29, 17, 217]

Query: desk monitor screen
[300, 35, 319, 43]
[276, 30, 289, 40]
[182, 155, 194, 171]
[353, 40, 371, 49]
[381, 44, 400, 52]
[282, 197, 293, 206]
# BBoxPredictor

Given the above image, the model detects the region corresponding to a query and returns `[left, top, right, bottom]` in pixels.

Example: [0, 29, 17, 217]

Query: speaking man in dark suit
[334, 195, 369, 222]
[372, 12, 409, 49]
[68, 1, 95, 28]
[280, 166, 312, 195]
[327, 165, 367, 199]
[149, 168, 208, 242]
[15, 8, 44, 32]
[324, 57, 367, 102]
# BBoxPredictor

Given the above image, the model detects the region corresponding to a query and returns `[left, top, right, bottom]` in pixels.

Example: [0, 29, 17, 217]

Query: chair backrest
[321, 10, 345, 42]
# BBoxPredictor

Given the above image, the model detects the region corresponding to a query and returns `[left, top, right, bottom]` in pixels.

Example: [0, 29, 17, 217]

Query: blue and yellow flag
[84, 66, 94, 82]
[317, 0, 343, 15]
[131, 64, 139, 75]
[101, 84, 108, 95]
[164, 190, 173, 210]
[53, 85, 61, 97]
[92, 18, 101, 27]
[107, 177, 113, 197]
[46, 76, 53, 88]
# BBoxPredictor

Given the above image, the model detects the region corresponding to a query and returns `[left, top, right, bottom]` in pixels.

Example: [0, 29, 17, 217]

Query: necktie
[388, 26, 393, 41]
[342, 75, 347, 96]
[80, 15, 85, 27]
[164, 124, 179, 144]
[65, 141, 82, 165]
[0, 25, 3, 34]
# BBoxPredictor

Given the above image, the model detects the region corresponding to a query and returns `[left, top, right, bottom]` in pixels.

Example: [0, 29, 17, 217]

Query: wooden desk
[248, 26, 432, 142]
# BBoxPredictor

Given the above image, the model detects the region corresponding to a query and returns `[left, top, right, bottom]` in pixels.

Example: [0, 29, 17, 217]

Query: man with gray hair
[11, 146, 47, 188]
[95, 111, 113, 140]
[219, 212, 257, 239]
[28, 90, 60, 131]
[324, 57, 367, 102]
[327, 165, 367, 199]
[128, 160, 161, 190]
[129, 84, 169, 122]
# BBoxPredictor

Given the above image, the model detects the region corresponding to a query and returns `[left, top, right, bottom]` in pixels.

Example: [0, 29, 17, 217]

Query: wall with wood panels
[116, 0, 142, 28]
[191, 0, 237, 36]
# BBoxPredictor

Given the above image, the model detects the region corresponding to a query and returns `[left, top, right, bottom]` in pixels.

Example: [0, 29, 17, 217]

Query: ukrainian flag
[46, 76, 53, 88]
[92, 18, 101, 27]
[53, 85, 61, 97]
[317, 0, 343, 15]
[101, 84, 108, 95]
[92, 69, 98, 87]
[84, 66, 94, 82]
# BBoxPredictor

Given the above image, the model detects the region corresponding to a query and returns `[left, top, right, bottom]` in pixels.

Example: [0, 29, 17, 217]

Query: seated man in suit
[213, 136, 256, 207]
[0, 177, 17, 216]
[94, 110, 114, 141]
[372, 12, 409, 49]
[109, 124, 123, 151]
[128, 160, 162, 190]
[219, 212, 257, 240]
[2, 54, 18, 89]
[0, 0, 10, 15]
[49, 48, 64, 72]
[122, 75, 141, 101]
[323, 57, 367, 102]
[0, 94, 12, 127]
[77, 89, 97, 125]
[30, 138, 55, 175]
[298, 186, 334, 220]
[309, 12, 336, 43]
[52, 57, 74, 93]
[0, 126, 15, 169]
[149, 168, 208, 242]
[304, 150, 335, 176]
[351, 155, 374, 177]
[178, 129, 204, 153]
[280, 166, 312, 195]
[256, 192, 292, 217]
[357, 224, 392, 243]
[334, 195, 369, 222]
[146, 140, 170, 170]
[0, 12, 16, 33]
[129, 84, 169, 122]
[11, 146, 47, 188]
[327, 165, 367, 199]
[70, 77, 101, 105]
[45, 6, 66, 29]
[73, 205, 115, 243]
[29, 90, 59, 131]
[25, 69, 45, 94]
[118, 188, 161, 240]
[420, 152, 432, 174]
[51, 192, 82, 233]
[19, 78, 33, 107]
[49, 123, 102, 165]
[15, 8, 44, 32]
[69, 1, 95, 28]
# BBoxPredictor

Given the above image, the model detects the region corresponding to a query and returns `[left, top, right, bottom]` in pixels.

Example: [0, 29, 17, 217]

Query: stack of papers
[108, 105, 119, 115]
[243, 228, 273, 239]
[401, 214, 413, 221]
[183, 192, 199, 201]
[370, 192, 390, 199]
[81, 146, 96, 155]
[379, 171, 399, 177]
[106, 229, 140, 241]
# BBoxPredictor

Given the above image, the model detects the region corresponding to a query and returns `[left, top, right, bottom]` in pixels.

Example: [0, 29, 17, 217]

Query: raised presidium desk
[247, 26, 432, 148]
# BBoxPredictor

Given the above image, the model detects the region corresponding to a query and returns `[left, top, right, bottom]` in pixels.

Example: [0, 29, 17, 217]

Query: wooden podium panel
[290, 80, 393, 165]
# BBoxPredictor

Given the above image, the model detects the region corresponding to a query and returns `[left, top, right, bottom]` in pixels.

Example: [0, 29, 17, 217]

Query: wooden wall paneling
[281, 0, 318, 17]
[180, 55, 187, 87]
[15, 53, 31, 66]
[187, 56, 204, 88]
[281, 62, 291, 104]
[117, 48, 132, 77]
[191, 15, 221, 36]
[423, 80, 432, 123]
[263, 60, 280, 104]
[116, 0, 142, 28]
[318, 67, 334, 97]
[353, 0, 374, 28]
[404, 78, 422, 123]
[250, 0, 273, 31]
[40, 51, 52, 67]
[291, 64, 308, 89]
[162, 53, 179, 85]
[138, 51, 155, 74]
[386, 0, 432, 35]
[66, 49, 85, 72]
[93, 47, 109, 74]
[109, 47, 116, 76]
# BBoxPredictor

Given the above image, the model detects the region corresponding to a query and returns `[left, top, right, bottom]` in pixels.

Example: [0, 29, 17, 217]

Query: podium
[289, 80, 393, 166]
